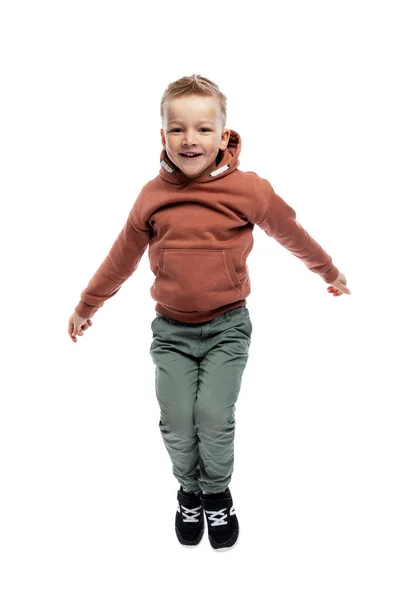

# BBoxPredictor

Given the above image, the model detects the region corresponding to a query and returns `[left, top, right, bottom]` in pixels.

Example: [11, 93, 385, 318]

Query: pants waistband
[155, 306, 247, 327]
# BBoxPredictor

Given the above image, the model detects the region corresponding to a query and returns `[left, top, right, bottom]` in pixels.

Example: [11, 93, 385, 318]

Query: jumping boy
[68, 74, 351, 552]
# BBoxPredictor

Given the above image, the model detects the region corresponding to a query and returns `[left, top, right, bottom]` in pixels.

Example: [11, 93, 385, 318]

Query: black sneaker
[175, 486, 204, 547]
[200, 488, 239, 551]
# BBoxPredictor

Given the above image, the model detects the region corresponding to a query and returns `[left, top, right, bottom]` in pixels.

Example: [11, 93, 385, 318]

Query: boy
[68, 74, 351, 552]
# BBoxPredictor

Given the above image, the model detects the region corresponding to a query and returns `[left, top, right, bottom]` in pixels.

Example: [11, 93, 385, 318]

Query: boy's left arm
[256, 189, 339, 284]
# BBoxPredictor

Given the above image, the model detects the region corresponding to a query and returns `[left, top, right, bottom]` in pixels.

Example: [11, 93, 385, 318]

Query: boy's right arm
[70, 210, 151, 341]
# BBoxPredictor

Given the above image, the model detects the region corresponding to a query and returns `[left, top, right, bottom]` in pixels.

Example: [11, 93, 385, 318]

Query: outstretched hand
[68, 311, 93, 342]
[327, 271, 351, 296]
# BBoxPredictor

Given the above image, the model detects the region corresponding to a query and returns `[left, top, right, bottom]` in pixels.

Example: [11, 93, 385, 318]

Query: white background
[1, 1, 399, 598]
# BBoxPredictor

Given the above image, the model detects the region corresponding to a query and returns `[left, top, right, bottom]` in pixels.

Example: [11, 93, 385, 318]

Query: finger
[338, 277, 351, 294]
[327, 287, 342, 296]
[88, 320, 92, 326]
[332, 283, 351, 295]
[338, 285, 351, 295]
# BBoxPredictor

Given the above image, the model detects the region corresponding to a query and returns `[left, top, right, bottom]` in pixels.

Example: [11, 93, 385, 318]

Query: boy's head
[160, 74, 230, 179]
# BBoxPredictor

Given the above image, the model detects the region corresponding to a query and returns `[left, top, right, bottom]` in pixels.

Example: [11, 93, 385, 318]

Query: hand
[68, 311, 93, 343]
[327, 271, 351, 296]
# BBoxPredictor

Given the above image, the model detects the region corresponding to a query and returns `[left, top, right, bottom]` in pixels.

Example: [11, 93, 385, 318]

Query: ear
[160, 128, 166, 147]
[220, 129, 230, 149]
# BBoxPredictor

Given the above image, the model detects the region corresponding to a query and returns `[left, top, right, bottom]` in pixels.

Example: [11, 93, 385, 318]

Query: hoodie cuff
[321, 265, 340, 284]
[75, 300, 101, 319]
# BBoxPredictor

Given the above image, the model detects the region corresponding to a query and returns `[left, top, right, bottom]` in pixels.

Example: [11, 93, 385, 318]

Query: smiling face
[160, 94, 230, 179]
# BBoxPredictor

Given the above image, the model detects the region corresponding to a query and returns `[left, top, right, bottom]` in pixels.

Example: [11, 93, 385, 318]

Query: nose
[182, 130, 199, 146]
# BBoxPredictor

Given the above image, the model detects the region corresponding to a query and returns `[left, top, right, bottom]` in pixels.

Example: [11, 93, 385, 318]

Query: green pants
[149, 306, 252, 494]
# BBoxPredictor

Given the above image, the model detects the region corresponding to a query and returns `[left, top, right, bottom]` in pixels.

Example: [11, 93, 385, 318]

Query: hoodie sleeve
[75, 206, 152, 319]
[255, 179, 339, 284]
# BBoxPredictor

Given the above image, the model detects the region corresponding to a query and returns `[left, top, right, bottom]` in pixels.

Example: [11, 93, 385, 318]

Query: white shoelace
[205, 506, 236, 527]
[178, 503, 202, 523]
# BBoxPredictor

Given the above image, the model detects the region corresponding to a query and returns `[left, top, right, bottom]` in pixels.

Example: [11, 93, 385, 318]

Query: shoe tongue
[181, 487, 201, 498]
[206, 492, 226, 499]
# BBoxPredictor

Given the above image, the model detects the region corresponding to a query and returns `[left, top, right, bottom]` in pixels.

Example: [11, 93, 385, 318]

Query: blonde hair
[160, 74, 227, 130]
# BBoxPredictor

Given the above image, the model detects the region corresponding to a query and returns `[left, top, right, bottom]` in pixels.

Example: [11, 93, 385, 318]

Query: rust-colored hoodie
[75, 130, 339, 323]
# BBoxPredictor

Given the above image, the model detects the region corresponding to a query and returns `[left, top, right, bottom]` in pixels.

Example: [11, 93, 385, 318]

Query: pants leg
[149, 306, 252, 494]
[150, 314, 202, 493]
[195, 307, 252, 493]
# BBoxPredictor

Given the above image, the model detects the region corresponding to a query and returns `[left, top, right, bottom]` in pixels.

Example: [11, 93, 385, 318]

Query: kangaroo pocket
[150, 248, 242, 312]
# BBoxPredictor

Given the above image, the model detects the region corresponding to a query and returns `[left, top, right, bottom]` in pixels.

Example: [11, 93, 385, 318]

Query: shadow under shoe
[175, 486, 204, 547]
[200, 487, 239, 551]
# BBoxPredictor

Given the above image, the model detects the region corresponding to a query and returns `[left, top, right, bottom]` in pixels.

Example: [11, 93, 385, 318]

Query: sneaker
[200, 488, 239, 551]
[175, 486, 204, 547]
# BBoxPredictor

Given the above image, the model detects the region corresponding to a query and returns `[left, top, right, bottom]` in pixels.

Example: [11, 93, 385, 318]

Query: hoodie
[75, 129, 339, 323]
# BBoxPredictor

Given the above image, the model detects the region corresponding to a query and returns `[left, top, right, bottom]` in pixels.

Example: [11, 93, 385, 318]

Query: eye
[169, 128, 212, 133]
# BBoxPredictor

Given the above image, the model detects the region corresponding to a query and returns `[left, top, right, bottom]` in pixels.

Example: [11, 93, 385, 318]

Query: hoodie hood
[159, 129, 242, 185]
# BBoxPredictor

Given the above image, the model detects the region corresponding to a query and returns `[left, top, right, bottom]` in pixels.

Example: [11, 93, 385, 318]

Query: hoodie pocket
[151, 248, 242, 312]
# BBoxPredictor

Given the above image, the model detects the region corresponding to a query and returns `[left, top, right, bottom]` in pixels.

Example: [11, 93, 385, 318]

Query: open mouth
[180, 153, 202, 160]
